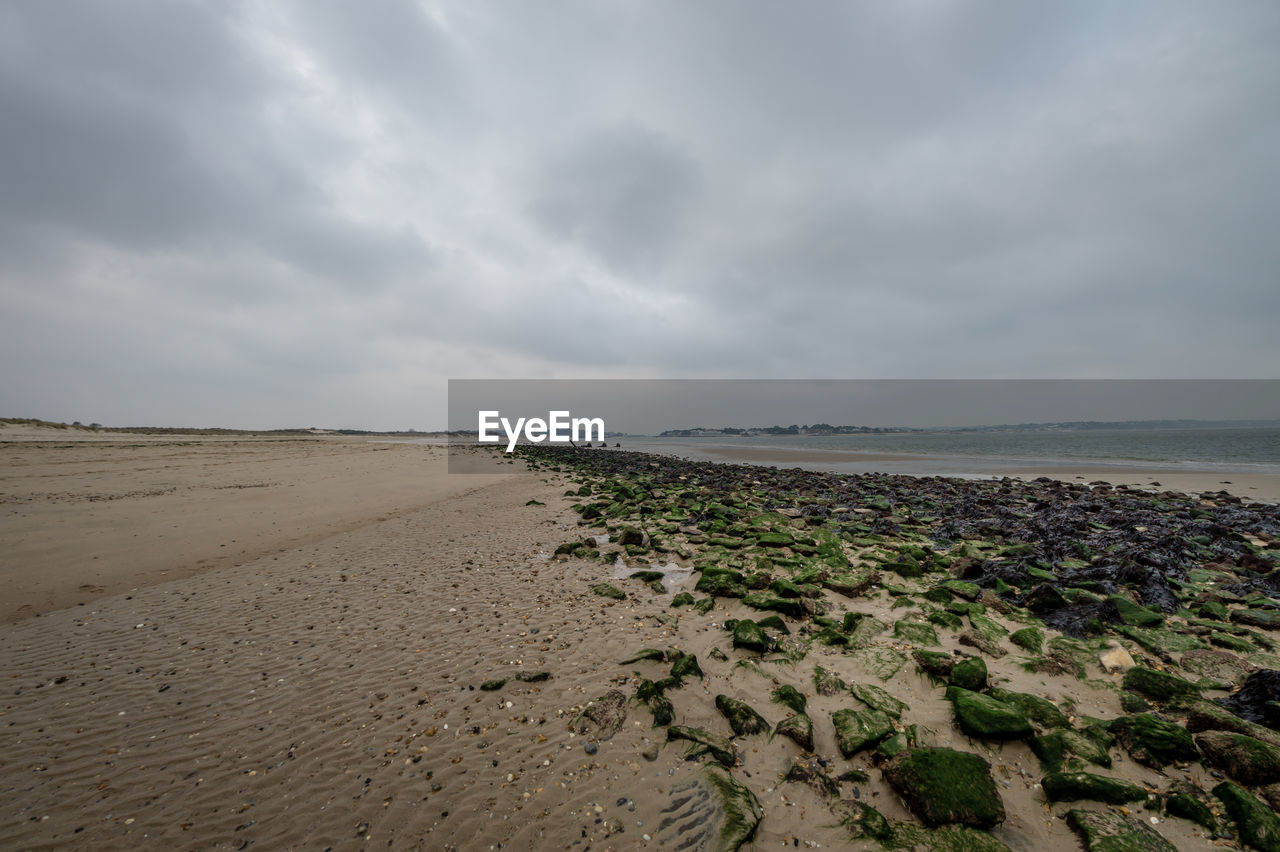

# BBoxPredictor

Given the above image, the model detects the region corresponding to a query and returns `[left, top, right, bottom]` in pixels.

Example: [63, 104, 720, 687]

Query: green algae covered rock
[669, 653, 703, 682]
[741, 591, 805, 619]
[850, 683, 908, 719]
[949, 656, 988, 691]
[702, 765, 764, 851]
[1195, 730, 1280, 786]
[1042, 770, 1149, 804]
[671, 591, 696, 607]
[837, 801, 891, 842]
[771, 684, 807, 714]
[1214, 781, 1280, 852]
[715, 694, 771, 737]
[894, 618, 940, 646]
[915, 649, 955, 679]
[882, 747, 1005, 829]
[592, 583, 626, 600]
[1109, 594, 1165, 627]
[832, 707, 895, 757]
[987, 687, 1071, 729]
[1066, 809, 1177, 852]
[1165, 789, 1218, 833]
[1030, 728, 1112, 771]
[813, 664, 849, 696]
[1010, 625, 1045, 653]
[1110, 713, 1198, 768]
[732, 619, 768, 653]
[667, 725, 736, 767]
[948, 687, 1034, 740]
[696, 568, 747, 598]
[773, 712, 814, 752]
[885, 823, 1013, 852]
[1122, 666, 1201, 706]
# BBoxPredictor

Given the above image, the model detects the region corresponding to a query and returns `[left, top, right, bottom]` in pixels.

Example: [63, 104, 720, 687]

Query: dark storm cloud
[0, 1, 1277, 429]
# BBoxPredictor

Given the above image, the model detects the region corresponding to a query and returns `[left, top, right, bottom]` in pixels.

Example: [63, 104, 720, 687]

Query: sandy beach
[3, 431, 1278, 851]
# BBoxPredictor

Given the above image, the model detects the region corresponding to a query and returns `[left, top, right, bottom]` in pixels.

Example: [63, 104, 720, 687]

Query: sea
[628, 427, 1280, 477]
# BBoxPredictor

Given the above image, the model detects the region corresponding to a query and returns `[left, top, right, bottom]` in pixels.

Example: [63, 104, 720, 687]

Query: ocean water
[636, 427, 1280, 474]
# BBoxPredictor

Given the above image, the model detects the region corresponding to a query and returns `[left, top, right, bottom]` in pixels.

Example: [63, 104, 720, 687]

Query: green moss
[882, 747, 1005, 829]
[831, 707, 895, 757]
[1121, 667, 1201, 706]
[770, 684, 807, 714]
[666, 725, 735, 767]
[1042, 770, 1149, 804]
[849, 646, 908, 681]
[949, 657, 988, 691]
[894, 618, 940, 646]
[948, 687, 1034, 740]
[987, 687, 1070, 729]
[591, 583, 626, 600]
[1029, 729, 1112, 771]
[671, 592, 695, 607]
[850, 683, 908, 719]
[1010, 625, 1045, 653]
[702, 766, 763, 851]
[773, 712, 814, 751]
[741, 591, 805, 619]
[813, 665, 849, 696]
[1213, 781, 1280, 852]
[1110, 713, 1198, 768]
[732, 619, 768, 653]
[1194, 730, 1280, 786]
[715, 694, 771, 737]
[1164, 792, 1217, 833]
[1065, 809, 1177, 852]
[884, 823, 1013, 852]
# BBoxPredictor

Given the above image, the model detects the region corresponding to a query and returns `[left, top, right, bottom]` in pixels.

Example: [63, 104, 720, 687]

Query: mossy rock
[1180, 648, 1256, 686]
[480, 678, 508, 691]
[698, 765, 764, 851]
[592, 583, 626, 600]
[574, 690, 629, 741]
[1164, 790, 1217, 833]
[1195, 730, 1280, 785]
[773, 713, 814, 752]
[732, 620, 768, 653]
[948, 687, 1034, 740]
[949, 657, 988, 691]
[915, 649, 955, 679]
[927, 608, 966, 631]
[814, 665, 850, 696]
[715, 694, 771, 737]
[771, 684, 807, 714]
[1233, 609, 1280, 630]
[941, 579, 982, 601]
[1108, 594, 1165, 627]
[1114, 625, 1209, 654]
[1030, 729, 1112, 771]
[849, 646, 909, 681]
[1197, 600, 1229, 621]
[968, 612, 1009, 639]
[837, 801, 891, 842]
[671, 592, 696, 607]
[755, 531, 794, 547]
[894, 618, 940, 646]
[643, 692, 674, 726]
[694, 597, 716, 614]
[987, 687, 1070, 729]
[832, 707, 895, 757]
[882, 747, 1005, 829]
[754, 614, 790, 635]
[630, 569, 666, 582]
[1214, 781, 1280, 852]
[1065, 809, 1176, 852]
[1122, 666, 1201, 706]
[1110, 713, 1198, 768]
[850, 683, 908, 719]
[696, 568, 747, 598]
[667, 725, 736, 768]
[670, 653, 703, 681]
[1042, 770, 1149, 804]
[741, 592, 805, 620]
[885, 823, 1012, 851]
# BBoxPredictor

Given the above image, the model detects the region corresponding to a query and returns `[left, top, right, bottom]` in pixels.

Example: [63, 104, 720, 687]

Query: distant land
[657, 419, 1280, 437]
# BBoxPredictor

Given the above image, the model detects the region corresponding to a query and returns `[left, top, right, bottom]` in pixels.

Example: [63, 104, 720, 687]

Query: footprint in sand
[78, 584, 105, 593]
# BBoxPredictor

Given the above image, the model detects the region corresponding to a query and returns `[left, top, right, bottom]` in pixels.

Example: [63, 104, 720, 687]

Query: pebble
[584, 742, 598, 755]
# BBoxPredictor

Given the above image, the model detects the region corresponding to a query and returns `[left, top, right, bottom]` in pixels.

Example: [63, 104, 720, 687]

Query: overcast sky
[2, 2, 1278, 429]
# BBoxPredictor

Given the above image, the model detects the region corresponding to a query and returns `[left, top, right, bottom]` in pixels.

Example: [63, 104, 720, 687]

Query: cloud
[0, 0, 1277, 429]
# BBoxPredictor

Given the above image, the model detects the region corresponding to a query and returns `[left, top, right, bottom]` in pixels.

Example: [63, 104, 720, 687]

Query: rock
[715, 695, 771, 737]
[832, 707, 895, 757]
[782, 755, 838, 797]
[615, 525, 645, 546]
[1218, 669, 1280, 730]
[894, 618, 939, 646]
[882, 747, 1005, 829]
[1042, 770, 1149, 804]
[1214, 781, 1280, 852]
[1030, 729, 1112, 771]
[835, 800, 892, 842]
[670, 653, 703, 681]
[958, 628, 1006, 658]
[948, 687, 1034, 740]
[914, 649, 955, 679]
[480, 678, 508, 691]
[1108, 594, 1165, 627]
[671, 591, 696, 607]
[1186, 700, 1280, 748]
[1110, 713, 1199, 768]
[813, 665, 849, 696]
[1181, 649, 1255, 686]
[1023, 583, 1070, 613]
[949, 656, 988, 691]
[574, 690, 628, 740]
[696, 568, 747, 598]
[1099, 642, 1136, 674]
[1232, 609, 1280, 630]
[849, 683, 908, 719]
[731, 620, 768, 653]
[592, 583, 626, 600]
[1065, 809, 1176, 852]
[770, 684, 807, 714]
[667, 725, 736, 768]
[655, 767, 762, 852]
[1010, 626, 1045, 653]
[774, 713, 814, 751]
[987, 687, 1071, 729]
[1164, 787, 1217, 833]
[1195, 730, 1280, 785]
[885, 824, 1013, 851]
[741, 592, 805, 620]
[620, 648, 670, 664]
[1122, 666, 1201, 706]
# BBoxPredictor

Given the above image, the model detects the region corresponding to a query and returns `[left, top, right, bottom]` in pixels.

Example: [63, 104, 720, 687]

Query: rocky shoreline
[524, 445, 1280, 851]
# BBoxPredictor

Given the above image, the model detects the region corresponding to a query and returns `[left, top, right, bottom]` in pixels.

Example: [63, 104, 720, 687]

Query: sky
[2, 2, 1278, 430]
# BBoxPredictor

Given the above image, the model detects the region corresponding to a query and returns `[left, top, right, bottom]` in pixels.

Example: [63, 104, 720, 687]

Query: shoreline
[626, 442, 1280, 503]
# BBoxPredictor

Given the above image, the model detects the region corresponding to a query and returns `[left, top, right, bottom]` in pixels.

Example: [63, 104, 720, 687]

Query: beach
[3, 431, 1280, 850]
